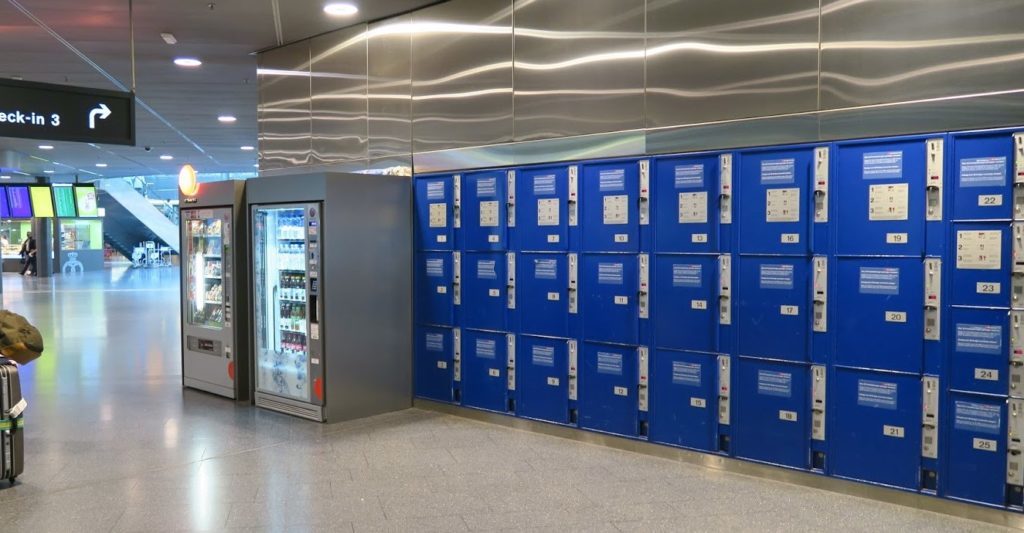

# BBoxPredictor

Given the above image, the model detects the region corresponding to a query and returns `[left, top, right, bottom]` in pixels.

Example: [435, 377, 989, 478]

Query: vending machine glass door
[185, 210, 228, 329]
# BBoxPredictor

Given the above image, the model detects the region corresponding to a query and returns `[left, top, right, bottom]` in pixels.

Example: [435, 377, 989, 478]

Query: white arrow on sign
[88, 103, 112, 129]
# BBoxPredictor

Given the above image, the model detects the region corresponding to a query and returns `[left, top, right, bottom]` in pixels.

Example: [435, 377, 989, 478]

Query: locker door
[950, 224, 1012, 309]
[414, 325, 454, 402]
[517, 336, 570, 424]
[462, 329, 509, 413]
[415, 251, 454, 326]
[835, 138, 929, 256]
[649, 350, 716, 451]
[654, 255, 716, 352]
[462, 252, 507, 331]
[582, 254, 639, 345]
[737, 147, 814, 255]
[834, 258, 924, 373]
[517, 166, 570, 252]
[950, 307, 1010, 396]
[463, 170, 507, 251]
[580, 342, 638, 437]
[654, 155, 718, 253]
[951, 130, 1016, 222]
[946, 394, 1008, 507]
[733, 359, 809, 469]
[831, 369, 922, 490]
[414, 176, 454, 250]
[736, 257, 809, 362]
[582, 161, 641, 252]
[519, 253, 570, 338]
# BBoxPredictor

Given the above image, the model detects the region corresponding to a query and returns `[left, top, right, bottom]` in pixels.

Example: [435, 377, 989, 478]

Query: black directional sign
[0, 78, 135, 146]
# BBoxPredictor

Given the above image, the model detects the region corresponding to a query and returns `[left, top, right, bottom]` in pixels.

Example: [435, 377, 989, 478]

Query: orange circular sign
[178, 164, 199, 196]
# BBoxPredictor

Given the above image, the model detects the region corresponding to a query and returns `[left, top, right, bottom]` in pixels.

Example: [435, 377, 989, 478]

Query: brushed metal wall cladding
[513, 0, 645, 141]
[645, 0, 820, 129]
[310, 26, 369, 165]
[410, 0, 514, 152]
[820, 0, 1024, 109]
[368, 14, 413, 162]
[258, 42, 313, 170]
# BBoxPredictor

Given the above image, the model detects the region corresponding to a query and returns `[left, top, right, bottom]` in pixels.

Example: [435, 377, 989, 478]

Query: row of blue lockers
[413, 126, 1024, 511]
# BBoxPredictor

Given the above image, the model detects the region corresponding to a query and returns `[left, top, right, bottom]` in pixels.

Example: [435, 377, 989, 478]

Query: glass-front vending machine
[247, 173, 412, 423]
[179, 180, 249, 400]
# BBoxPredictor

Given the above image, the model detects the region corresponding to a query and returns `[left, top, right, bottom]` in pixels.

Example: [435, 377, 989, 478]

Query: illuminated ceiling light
[95, 163, 108, 168]
[217, 115, 237, 123]
[160, 154, 174, 160]
[240, 145, 255, 151]
[160, 33, 177, 45]
[0, 176, 10, 180]
[38, 145, 53, 150]
[323, 3, 358, 16]
[173, 57, 202, 67]
[179, 164, 199, 196]
[43, 170, 54, 174]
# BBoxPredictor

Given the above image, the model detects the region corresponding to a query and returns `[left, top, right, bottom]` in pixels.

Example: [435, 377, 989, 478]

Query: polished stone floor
[0, 268, 1013, 532]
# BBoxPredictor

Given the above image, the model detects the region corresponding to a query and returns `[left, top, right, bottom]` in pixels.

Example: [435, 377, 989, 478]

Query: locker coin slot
[639, 255, 650, 319]
[922, 376, 939, 459]
[811, 365, 826, 441]
[568, 253, 578, 314]
[638, 347, 649, 412]
[453, 175, 462, 228]
[568, 166, 579, 227]
[926, 138, 943, 222]
[720, 154, 733, 224]
[1008, 399, 1024, 486]
[453, 252, 462, 306]
[814, 146, 829, 223]
[453, 328, 462, 382]
[718, 355, 731, 425]
[507, 171, 516, 228]
[507, 334, 516, 391]
[507, 253, 516, 310]
[813, 256, 828, 333]
[568, 340, 578, 400]
[640, 160, 650, 226]
[923, 258, 941, 341]
[719, 255, 732, 326]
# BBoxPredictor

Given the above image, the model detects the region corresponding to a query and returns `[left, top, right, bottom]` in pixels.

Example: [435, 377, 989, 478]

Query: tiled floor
[0, 268, 1014, 532]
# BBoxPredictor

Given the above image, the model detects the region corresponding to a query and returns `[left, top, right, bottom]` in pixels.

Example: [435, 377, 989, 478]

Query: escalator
[96, 180, 179, 261]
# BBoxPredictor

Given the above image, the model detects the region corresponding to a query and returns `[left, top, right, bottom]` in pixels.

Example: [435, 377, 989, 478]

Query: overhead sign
[0, 78, 135, 146]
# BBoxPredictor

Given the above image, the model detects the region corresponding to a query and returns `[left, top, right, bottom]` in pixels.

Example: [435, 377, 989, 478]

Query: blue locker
[733, 358, 809, 469]
[517, 165, 571, 252]
[834, 258, 925, 373]
[582, 160, 640, 252]
[582, 254, 639, 345]
[736, 257, 809, 362]
[414, 325, 455, 402]
[517, 335, 572, 424]
[415, 251, 455, 327]
[463, 169, 508, 251]
[949, 307, 1009, 396]
[414, 175, 455, 250]
[834, 137, 929, 256]
[580, 342, 638, 437]
[649, 350, 716, 451]
[946, 392, 1008, 507]
[951, 129, 1017, 222]
[519, 253, 571, 338]
[737, 146, 814, 255]
[654, 255, 717, 352]
[831, 369, 922, 490]
[462, 252, 508, 331]
[654, 154, 719, 254]
[950, 223, 1012, 309]
[461, 329, 510, 413]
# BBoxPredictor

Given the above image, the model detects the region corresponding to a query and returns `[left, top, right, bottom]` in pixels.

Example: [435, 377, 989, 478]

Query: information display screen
[52, 186, 77, 217]
[0, 187, 9, 219]
[7, 187, 31, 218]
[29, 186, 54, 218]
[74, 186, 98, 217]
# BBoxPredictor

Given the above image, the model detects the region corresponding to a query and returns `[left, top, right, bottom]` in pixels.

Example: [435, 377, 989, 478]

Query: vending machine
[179, 180, 249, 400]
[247, 173, 411, 422]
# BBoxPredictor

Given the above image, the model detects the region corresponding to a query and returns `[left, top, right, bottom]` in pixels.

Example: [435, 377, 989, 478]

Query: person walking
[19, 232, 36, 276]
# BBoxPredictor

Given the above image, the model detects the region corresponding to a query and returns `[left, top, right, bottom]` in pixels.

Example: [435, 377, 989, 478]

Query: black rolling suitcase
[0, 358, 25, 485]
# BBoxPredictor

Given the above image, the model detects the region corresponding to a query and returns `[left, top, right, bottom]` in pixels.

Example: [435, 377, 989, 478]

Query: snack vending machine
[179, 180, 250, 400]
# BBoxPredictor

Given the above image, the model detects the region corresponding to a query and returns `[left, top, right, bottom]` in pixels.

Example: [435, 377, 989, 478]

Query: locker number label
[547, 292, 561, 301]
[781, 233, 800, 244]
[690, 397, 707, 408]
[488, 235, 500, 243]
[883, 425, 905, 438]
[436, 285, 448, 294]
[614, 234, 629, 243]
[692, 300, 708, 310]
[779, 410, 798, 422]
[488, 368, 501, 377]
[868, 183, 909, 221]
[547, 377, 560, 387]
[614, 295, 629, 305]
[692, 233, 708, 244]
[977, 282, 1001, 294]
[547, 234, 560, 243]
[780, 305, 799, 316]
[766, 188, 800, 223]
[979, 194, 1003, 207]
[975, 368, 1000, 381]
[428, 203, 447, 228]
[973, 438, 998, 452]
[436, 361, 448, 369]
[613, 386, 629, 396]
[957, 230, 1003, 270]
[437, 235, 448, 243]
[886, 233, 908, 244]
[488, 289, 501, 297]
[885, 311, 907, 323]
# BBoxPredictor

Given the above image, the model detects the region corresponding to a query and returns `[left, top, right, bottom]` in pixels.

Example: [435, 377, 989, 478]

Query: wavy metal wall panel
[368, 15, 413, 163]
[645, 0, 820, 129]
[820, 0, 1024, 109]
[310, 26, 368, 165]
[513, 0, 645, 141]
[258, 42, 312, 170]
[410, 0, 513, 152]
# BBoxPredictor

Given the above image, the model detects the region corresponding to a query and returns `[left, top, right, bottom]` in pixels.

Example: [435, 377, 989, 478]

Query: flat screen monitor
[29, 186, 54, 218]
[0, 187, 9, 219]
[74, 186, 99, 217]
[7, 187, 32, 218]
[52, 186, 77, 218]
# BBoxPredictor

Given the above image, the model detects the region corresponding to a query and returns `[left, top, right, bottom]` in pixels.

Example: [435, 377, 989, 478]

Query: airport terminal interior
[3, 0, 1024, 531]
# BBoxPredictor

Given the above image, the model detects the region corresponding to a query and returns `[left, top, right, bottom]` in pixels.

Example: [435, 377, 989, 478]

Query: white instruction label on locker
[436, 285, 447, 294]
[973, 438, 998, 452]
[480, 201, 500, 227]
[868, 183, 909, 221]
[614, 296, 629, 305]
[429, 203, 447, 228]
[692, 234, 708, 243]
[883, 425, 905, 438]
[956, 230, 1002, 270]
[538, 198, 560, 226]
[766, 188, 800, 222]
[975, 368, 1000, 381]
[603, 195, 629, 225]
[547, 377, 560, 386]
[979, 194, 1004, 207]
[977, 282, 1001, 294]
[547, 292, 560, 301]
[678, 191, 708, 224]
[885, 311, 907, 323]
[691, 397, 707, 408]
[488, 289, 500, 297]
[779, 410, 798, 422]
[780, 305, 799, 316]
[692, 300, 708, 310]
[613, 386, 629, 397]
[488, 368, 501, 377]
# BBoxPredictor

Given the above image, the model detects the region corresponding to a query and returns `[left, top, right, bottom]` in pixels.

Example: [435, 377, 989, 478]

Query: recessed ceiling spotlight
[173, 57, 202, 67]
[218, 115, 237, 123]
[160, 33, 177, 45]
[160, 154, 174, 161]
[323, 3, 358, 16]
[38, 145, 53, 150]
[96, 163, 108, 168]
[240, 145, 255, 151]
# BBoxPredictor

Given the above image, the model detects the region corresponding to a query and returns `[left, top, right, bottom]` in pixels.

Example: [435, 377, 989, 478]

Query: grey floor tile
[352, 515, 470, 533]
